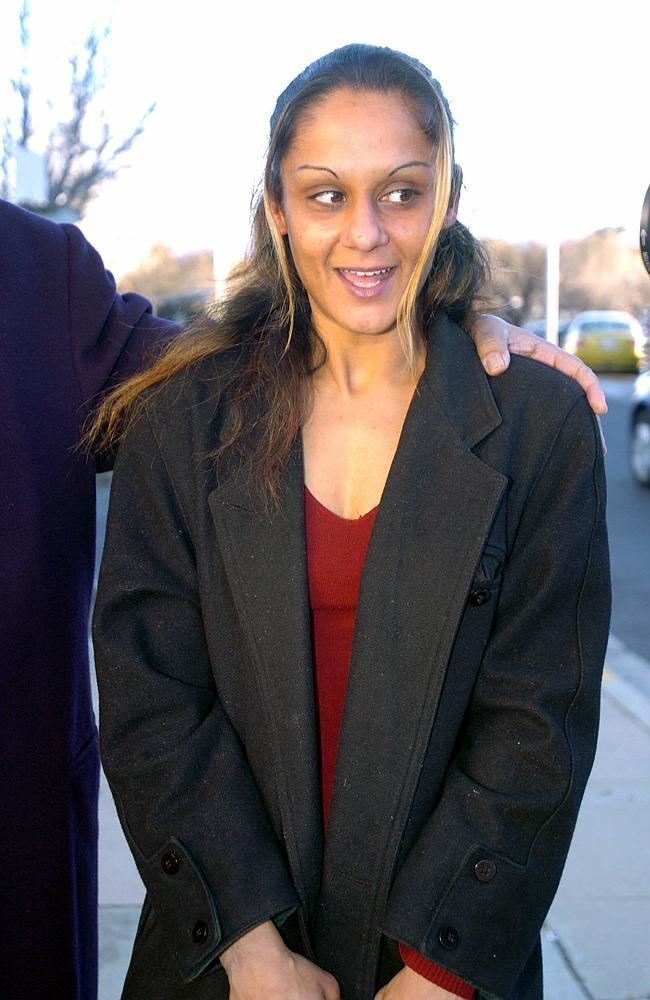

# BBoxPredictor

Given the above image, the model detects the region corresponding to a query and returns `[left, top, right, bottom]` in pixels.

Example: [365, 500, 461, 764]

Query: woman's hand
[220, 920, 340, 999]
[470, 314, 607, 416]
[375, 966, 467, 999]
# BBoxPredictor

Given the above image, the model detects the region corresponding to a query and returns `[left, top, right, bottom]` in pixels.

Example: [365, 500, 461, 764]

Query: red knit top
[304, 486, 475, 999]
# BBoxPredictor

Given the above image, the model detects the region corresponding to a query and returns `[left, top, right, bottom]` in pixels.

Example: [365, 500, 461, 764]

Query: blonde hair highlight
[396, 92, 454, 370]
[262, 186, 296, 356]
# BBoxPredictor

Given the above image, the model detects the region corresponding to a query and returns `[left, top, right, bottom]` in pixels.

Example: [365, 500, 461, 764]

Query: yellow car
[563, 310, 645, 372]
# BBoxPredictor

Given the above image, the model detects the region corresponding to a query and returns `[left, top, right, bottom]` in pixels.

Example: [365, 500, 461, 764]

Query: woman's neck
[312, 329, 426, 398]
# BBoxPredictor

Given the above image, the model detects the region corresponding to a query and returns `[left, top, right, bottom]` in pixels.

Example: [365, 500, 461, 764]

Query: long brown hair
[90, 44, 489, 503]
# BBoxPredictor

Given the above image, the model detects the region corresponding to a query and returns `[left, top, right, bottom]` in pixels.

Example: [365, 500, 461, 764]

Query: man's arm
[63, 222, 179, 460]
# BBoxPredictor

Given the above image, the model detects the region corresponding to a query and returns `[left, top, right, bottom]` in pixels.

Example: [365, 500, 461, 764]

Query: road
[599, 376, 650, 664]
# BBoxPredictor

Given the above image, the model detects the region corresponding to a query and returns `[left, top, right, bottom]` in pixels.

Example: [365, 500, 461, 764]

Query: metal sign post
[15, 146, 47, 205]
[545, 235, 560, 345]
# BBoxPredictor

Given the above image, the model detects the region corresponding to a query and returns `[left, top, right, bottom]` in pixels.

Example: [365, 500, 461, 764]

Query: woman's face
[272, 87, 446, 347]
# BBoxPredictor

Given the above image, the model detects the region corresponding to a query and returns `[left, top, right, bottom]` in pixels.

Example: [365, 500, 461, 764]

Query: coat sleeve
[92, 408, 299, 984]
[380, 396, 610, 1000]
[62, 222, 178, 465]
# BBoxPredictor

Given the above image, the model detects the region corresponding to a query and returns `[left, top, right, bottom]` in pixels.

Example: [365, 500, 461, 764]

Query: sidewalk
[97, 635, 650, 999]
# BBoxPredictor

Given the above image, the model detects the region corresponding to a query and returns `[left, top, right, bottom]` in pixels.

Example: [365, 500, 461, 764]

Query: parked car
[563, 310, 645, 372]
[629, 370, 650, 487]
[523, 318, 570, 346]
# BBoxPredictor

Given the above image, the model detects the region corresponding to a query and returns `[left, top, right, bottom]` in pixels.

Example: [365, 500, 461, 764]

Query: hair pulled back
[91, 44, 489, 504]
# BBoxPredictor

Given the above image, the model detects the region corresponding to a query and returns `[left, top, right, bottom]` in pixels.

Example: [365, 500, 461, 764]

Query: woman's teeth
[339, 267, 393, 288]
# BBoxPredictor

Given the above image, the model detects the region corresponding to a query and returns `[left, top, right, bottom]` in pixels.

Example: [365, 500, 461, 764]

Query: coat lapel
[314, 315, 509, 984]
[208, 442, 323, 912]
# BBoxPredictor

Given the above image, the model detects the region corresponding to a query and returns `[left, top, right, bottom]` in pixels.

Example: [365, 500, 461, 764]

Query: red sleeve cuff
[398, 943, 475, 998]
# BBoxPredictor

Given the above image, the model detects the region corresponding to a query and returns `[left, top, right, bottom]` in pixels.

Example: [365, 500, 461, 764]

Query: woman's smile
[336, 265, 397, 297]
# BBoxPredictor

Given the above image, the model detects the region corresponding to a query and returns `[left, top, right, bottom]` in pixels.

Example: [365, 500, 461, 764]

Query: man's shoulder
[0, 199, 109, 279]
[0, 198, 65, 246]
[0, 199, 69, 275]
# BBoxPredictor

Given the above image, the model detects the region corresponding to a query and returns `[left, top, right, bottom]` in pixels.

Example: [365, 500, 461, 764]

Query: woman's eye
[312, 190, 345, 205]
[382, 188, 417, 204]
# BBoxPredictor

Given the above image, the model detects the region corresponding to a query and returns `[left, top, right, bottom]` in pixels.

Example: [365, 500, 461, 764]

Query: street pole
[545, 235, 560, 345]
[15, 146, 47, 205]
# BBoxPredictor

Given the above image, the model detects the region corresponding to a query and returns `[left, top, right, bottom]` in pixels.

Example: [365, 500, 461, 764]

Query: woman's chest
[301, 387, 416, 519]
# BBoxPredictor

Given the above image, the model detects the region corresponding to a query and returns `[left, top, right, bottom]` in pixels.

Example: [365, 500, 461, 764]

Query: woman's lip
[335, 266, 396, 298]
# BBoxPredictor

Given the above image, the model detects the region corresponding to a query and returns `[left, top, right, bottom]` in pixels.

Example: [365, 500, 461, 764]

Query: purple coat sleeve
[62, 222, 180, 466]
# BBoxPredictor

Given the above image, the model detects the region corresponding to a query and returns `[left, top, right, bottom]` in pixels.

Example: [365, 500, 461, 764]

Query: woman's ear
[270, 200, 288, 236]
[442, 204, 458, 229]
[443, 163, 462, 228]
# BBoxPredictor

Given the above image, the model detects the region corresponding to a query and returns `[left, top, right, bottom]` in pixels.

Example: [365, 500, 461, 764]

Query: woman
[93, 45, 610, 1000]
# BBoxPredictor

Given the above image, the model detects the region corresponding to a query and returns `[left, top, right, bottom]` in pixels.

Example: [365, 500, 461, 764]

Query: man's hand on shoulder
[470, 313, 607, 416]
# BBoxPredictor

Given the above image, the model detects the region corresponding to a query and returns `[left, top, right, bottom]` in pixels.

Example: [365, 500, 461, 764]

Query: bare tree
[561, 228, 650, 316]
[2, 1, 155, 218]
[485, 240, 547, 326]
[0, 121, 12, 200]
[13, 1, 33, 148]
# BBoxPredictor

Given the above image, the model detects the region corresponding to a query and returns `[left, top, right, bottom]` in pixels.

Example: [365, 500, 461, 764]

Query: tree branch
[3, 4, 155, 217]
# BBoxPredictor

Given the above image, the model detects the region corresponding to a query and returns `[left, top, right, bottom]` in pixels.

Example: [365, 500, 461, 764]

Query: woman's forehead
[283, 88, 434, 169]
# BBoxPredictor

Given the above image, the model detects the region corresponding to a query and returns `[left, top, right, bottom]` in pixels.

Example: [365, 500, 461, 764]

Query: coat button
[161, 851, 180, 875]
[468, 588, 491, 606]
[192, 920, 209, 944]
[438, 925, 460, 950]
[474, 859, 497, 882]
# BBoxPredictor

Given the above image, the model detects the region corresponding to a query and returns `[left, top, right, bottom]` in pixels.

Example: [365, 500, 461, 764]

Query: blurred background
[2, 0, 649, 997]
[2, 0, 649, 314]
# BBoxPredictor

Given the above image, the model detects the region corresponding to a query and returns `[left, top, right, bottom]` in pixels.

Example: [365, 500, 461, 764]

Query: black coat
[0, 199, 174, 1000]
[93, 313, 610, 1000]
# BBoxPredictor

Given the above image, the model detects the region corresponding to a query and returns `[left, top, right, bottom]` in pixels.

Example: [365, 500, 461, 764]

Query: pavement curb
[603, 634, 650, 733]
[543, 632, 650, 1000]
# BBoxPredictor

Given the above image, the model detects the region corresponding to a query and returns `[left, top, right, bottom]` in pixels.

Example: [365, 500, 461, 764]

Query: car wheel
[630, 410, 650, 487]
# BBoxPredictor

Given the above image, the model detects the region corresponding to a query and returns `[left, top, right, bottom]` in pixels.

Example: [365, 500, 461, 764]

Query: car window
[580, 321, 631, 333]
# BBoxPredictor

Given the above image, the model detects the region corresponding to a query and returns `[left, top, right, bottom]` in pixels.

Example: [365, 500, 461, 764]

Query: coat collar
[421, 310, 503, 448]
[208, 313, 507, 911]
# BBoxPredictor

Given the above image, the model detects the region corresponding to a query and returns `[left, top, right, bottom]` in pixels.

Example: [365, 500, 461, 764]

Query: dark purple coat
[0, 199, 175, 1000]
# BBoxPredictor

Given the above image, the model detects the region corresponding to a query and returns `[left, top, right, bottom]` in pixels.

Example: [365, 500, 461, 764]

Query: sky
[1, 0, 648, 278]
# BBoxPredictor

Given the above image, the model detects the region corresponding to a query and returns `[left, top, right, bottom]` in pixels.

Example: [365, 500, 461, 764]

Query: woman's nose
[341, 198, 389, 251]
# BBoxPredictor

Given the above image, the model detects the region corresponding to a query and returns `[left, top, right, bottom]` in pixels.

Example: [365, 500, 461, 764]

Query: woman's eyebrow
[295, 160, 433, 178]
[296, 164, 339, 177]
[387, 160, 433, 176]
